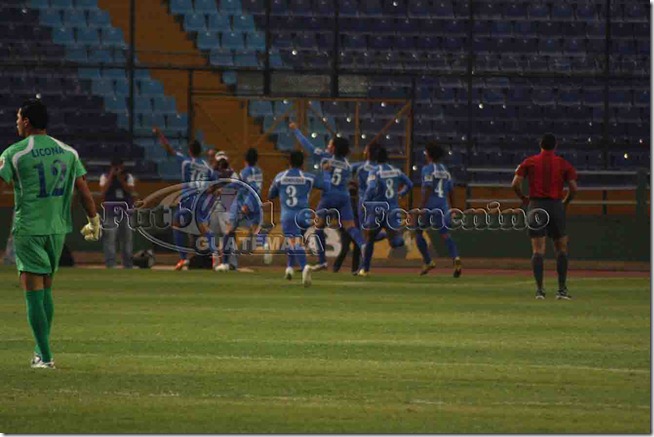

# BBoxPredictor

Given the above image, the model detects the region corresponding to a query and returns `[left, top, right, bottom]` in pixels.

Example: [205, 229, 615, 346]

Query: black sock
[531, 253, 544, 290]
[557, 252, 568, 290]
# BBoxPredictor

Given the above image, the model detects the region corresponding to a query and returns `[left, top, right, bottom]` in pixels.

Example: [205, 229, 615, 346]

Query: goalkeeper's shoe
[357, 269, 369, 278]
[311, 262, 328, 272]
[31, 359, 55, 369]
[453, 257, 462, 278]
[30, 353, 42, 367]
[420, 260, 436, 276]
[174, 259, 189, 271]
[284, 267, 294, 280]
[536, 289, 546, 300]
[302, 265, 312, 287]
[80, 214, 102, 241]
[556, 288, 572, 300]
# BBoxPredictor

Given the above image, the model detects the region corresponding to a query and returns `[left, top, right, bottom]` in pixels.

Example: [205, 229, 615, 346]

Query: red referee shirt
[515, 150, 578, 200]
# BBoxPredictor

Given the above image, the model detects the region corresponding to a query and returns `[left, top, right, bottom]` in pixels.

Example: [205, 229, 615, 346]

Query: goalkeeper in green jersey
[0, 99, 101, 369]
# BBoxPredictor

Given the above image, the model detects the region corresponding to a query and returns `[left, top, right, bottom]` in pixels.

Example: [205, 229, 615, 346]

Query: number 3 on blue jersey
[285, 185, 298, 207]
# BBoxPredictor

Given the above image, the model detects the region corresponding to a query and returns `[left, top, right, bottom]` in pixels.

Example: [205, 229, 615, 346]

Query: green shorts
[14, 234, 66, 276]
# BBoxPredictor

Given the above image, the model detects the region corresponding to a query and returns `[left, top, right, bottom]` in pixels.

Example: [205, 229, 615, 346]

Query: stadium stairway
[97, 0, 284, 186]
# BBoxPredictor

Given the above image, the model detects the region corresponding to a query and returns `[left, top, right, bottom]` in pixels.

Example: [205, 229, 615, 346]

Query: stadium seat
[87, 9, 111, 27]
[209, 48, 234, 66]
[134, 98, 152, 113]
[233, 14, 255, 32]
[66, 45, 88, 62]
[289, 0, 312, 15]
[153, 96, 177, 113]
[197, 31, 220, 50]
[75, 0, 98, 9]
[30, 0, 50, 9]
[170, 0, 193, 15]
[40, 9, 63, 27]
[529, 2, 549, 20]
[234, 50, 260, 67]
[104, 96, 126, 113]
[63, 9, 86, 27]
[76, 27, 99, 45]
[184, 13, 206, 32]
[207, 13, 230, 31]
[100, 27, 126, 48]
[52, 26, 75, 44]
[221, 31, 245, 50]
[194, 0, 218, 13]
[87, 48, 112, 63]
[220, 0, 242, 14]
[51, 0, 73, 8]
[338, 0, 359, 17]
[249, 100, 273, 117]
[139, 80, 165, 96]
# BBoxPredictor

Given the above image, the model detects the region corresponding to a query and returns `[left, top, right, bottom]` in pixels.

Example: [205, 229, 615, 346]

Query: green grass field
[0, 266, 650, 433]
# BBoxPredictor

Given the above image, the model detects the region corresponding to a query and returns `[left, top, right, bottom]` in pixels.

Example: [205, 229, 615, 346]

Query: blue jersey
[268, 168, 323, 215]
[421, 162, 454, 209]
[237, 165, 263, 210]
[364, 163, 413, 207]
[292, 129, 352, 195]
[175, 152, 214, 186]
[352, 160, 377, 201]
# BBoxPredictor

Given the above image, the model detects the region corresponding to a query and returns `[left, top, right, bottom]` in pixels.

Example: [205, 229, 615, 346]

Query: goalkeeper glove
[80, 214, 102, 241]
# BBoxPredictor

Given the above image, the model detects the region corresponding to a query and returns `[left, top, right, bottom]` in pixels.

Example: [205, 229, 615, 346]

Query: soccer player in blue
[215, 148, 264, 272]
[358, 146, 413, 276]
[414, 142, 462, 277]
[153, 127, 216, 270]
[289, 122, 365, 271]
[268, 150, 325, 286]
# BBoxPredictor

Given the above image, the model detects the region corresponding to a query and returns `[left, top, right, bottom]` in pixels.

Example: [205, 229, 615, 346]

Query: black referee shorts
[527, 198, 566, 239]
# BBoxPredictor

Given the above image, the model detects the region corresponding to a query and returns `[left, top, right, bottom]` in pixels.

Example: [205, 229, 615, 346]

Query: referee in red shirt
[511, 134, 578, 300]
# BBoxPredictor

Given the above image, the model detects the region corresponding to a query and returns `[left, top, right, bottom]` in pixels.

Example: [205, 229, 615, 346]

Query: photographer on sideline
[100, 158, 136, 269]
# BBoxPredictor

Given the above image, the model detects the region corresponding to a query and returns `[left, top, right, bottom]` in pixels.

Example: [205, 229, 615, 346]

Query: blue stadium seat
[78, 67, 101, 79]
[139, 80, 165, 96]
[51, 0, 73, 8]
[103, 68, 126, 79]
[220, 0, 242, 14]
[576, 2, 597, 20]
[88, 48, 112, 63]
[197, 31, 219, 50]
[40, 9, 63, 27]
[338, 0, 359, 17]
[75, 0, 98, 9]
[609, 89, 632, 107]
[52, 26, 75, 44]
[170, 0, 193, 14]
[233, 14, 255, 31]
[207, 13, 230, 31]
[76, 27, 99, 45]
[104, 96, 126, 113]
[539, 38, 561, 54]
[209, 48, 234, 65]
[167, 113, 188, 130]
[242, 0, 265, 14]
[134, 98, 152, 113]
[634, 89, 649, 107]
[30, 0, 50, 9]
[86, 9, 111, 27]
[624, 3, 648, 22]
[432, 1, 454, 18]
[114, 79, 129, 95]
[234, 50, 260, 67]
[91, 78, 113, 96]
[184, 13, 206, 32]
[504, 2, 527, 19]
[101, 27, 126, 48]
[63, 9, 86, 27]
[153, 96, 177, 113]
[583, 88, 604, 106]
[249, 100, 273, 117]
[514, 21, 537, 37]
[195, 0, 218, 13]
[221, 31, 244, 50]
[558, 89, 581, 106]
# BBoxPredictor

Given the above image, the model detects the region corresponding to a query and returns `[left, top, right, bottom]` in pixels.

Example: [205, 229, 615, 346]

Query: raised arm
[153, 126, 178, 157]
[289, 122, 318, 155]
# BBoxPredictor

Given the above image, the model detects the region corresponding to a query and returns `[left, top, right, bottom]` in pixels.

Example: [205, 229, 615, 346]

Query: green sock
[35, 287, 54, 358]
[25, 290, 52, 363]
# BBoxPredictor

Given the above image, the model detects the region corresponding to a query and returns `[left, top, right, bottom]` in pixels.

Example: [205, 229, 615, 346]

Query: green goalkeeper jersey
[0, 134, 87, 236]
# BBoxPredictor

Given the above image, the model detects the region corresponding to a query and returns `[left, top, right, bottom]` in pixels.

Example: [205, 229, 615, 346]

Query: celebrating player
[414, 142, 462, 277]
[511, 133, 578, 300]
[153, 127, 215, 270]
[214, 148, 264, 272]
[268, 150, 325, 286]
[358, 146, 413, 276]
[0, 99, 101, 369]
[289, 122, 365, 271]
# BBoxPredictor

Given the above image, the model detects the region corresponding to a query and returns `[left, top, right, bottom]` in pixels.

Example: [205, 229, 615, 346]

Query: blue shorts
[229, 201, 262, 228]
[361, 202, 404, 231]
[317, 193, 355, 223]
[280, 210, 313, 237]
